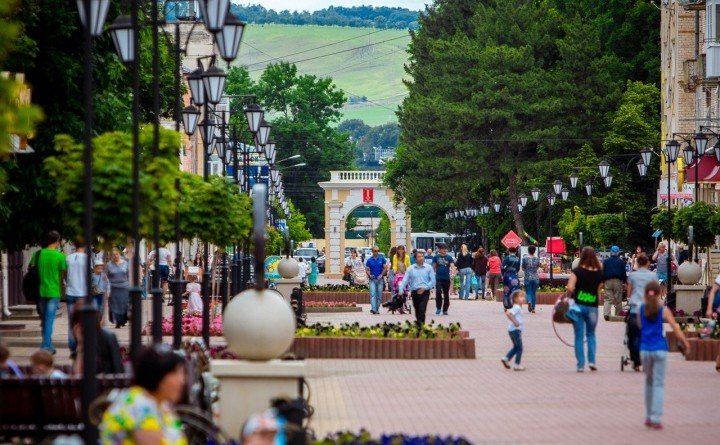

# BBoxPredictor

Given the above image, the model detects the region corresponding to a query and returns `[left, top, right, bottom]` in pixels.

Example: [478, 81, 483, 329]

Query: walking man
[399, 250, 436, 325]
[365, 247, 387, 314]
[433, 243, 454, 315]
[148, 243, 172, 298]
[36, 231, 67, 354]
[603, 245, 627, 320]
[65, 241, 88, 356]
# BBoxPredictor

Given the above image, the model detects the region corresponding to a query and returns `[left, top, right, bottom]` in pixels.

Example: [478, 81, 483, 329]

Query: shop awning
[684, 155, 720, 182]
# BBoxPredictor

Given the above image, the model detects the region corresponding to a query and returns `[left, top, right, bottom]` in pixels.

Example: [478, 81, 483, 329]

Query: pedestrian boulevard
[6, 294, 717, 444]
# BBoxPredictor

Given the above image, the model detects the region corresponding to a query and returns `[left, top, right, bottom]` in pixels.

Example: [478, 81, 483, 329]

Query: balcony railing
[330, 171, 385, 182]
[679, 0, 706, 10]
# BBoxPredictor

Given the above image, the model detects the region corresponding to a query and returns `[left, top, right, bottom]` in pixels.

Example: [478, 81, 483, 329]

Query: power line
[242, 42, 278, 61]
[316, 46, 408, 77]
[244, 28, 390, 67]
[247, 35, 411, 72]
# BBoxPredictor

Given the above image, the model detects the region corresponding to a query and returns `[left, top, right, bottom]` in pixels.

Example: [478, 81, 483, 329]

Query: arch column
[325, 201, 344, 278]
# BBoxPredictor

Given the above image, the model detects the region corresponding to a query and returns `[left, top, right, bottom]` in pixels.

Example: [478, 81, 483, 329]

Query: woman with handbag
[565, 246, 604, 372]
[107, 247, 130, 328]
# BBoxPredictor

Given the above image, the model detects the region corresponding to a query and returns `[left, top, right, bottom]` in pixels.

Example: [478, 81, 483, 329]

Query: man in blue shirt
[433, 243, 454, 315]
[603, 245, 628, 321]
[365, 247, 387, 314]
[399, 250, 436, 325]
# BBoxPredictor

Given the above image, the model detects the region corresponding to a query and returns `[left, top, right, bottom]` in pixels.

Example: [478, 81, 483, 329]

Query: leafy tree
[376, 212, 391, 253]
[388, 0, 624, 240]
[651, 210, 675, 242]
[0, 0, 178, 251]
[230, 4, 420, 29]
[557, 206, 592, 253]
[226, 64, 355, 236]
[587, 213, 626, 249]
[672, 202, 717, 248]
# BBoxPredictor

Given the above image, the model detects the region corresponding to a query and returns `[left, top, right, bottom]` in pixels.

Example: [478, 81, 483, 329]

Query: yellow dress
[100, 386, 187, 445]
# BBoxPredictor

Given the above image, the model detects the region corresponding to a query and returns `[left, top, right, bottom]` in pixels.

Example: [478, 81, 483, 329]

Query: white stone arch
[319, 171, 411, 278]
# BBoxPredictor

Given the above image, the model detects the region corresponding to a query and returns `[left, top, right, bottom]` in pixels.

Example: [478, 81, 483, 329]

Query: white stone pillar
[327, 201, 343, 278]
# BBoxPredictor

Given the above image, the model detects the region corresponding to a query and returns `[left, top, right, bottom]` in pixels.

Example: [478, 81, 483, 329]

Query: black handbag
[22, 250, 41, 302]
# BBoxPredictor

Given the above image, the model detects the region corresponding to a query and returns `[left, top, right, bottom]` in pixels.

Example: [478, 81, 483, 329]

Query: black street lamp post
[664, 140, 680, 295]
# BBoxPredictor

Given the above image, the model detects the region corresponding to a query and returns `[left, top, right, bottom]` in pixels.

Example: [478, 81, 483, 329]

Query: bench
[0, 374, 131, 440]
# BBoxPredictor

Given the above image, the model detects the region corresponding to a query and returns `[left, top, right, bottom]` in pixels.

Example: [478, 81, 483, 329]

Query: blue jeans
[641, 350, 667, 423]
[65, 295, 83, 353]
[369, 278, 383, 312]
[570, 305, 598, 369]
[506, 330, 523, 365]
[474, 274, 486, 298]
[458, 268, 473, 299]
[93, 294, 105, 321]
[524, 279, 539, 309]
[38, 297, 60, 351]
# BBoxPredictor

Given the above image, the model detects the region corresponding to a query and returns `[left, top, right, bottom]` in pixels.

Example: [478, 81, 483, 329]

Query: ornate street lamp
[108, 15, 134, 63]
[547, 193, 556, 206]
[256, 119, 272, 146]
[518, 204, 524, 212]
[636, 159, 647, 177]
[199, 0, 230, 33]
[264, 140, 276, 162]
[531, 187, 540, 202]
[641, 147, 653, 167]
[519, 193, 528, 207]
[585, 181, 593, 197]
[481, 203, 490, 214]
[198, 117, 216, 147]
[603, 173, 613, 188]
[561, 187, 569, 201]
[76, 0, 110, 37]
[187, 67, 205, 105]
[244, 103, 264, 133]
[216, 12, 245, 63]
[664, 140, 680, 163]
[181, 105, 200, 135]
[598, 159, 610, 179]
[553, 180, 562, 195]
[570, 169, 579, 188]
[695, 132, 708, 156]
[202, 65, 227, 105]
[493, 202, 501, 213]
[682, 144, 695, 167]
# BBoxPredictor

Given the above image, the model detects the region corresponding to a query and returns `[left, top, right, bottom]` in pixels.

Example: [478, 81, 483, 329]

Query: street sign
[501, 230, 523, 249]
[362, 188, 374, 203]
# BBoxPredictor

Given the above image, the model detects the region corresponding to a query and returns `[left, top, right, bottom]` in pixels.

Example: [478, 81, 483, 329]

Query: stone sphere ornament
[223, 288, 296, 360]
[278, 257, 299, 279]
[677, 261, 702, 285]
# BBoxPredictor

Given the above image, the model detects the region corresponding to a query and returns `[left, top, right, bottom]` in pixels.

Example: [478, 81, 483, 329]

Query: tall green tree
[387, 0, 623, 239]
[226, 64, 355, 236]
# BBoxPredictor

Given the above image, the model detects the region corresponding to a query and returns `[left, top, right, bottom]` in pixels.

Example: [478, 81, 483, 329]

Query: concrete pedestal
[673, 285, 705, 314]
[210, 359, 305, 438]
[274, 278, 302, 303]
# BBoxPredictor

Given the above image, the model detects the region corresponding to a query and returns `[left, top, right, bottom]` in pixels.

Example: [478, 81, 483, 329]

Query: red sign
[545, 237, 566, 254]
[501, 230, 523, 249]
[362, 188, 374, 203]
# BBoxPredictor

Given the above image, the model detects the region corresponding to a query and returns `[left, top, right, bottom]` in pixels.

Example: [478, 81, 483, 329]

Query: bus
[411, 232, 455, 253]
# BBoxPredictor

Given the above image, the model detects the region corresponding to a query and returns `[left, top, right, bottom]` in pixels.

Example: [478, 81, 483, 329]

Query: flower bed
[306, 284, 369, 292]
[304, 291, 391, 304]
[305, 301, 362, 313]
[144, 315, 224, 337]
[315, 430, 471, 445]
[209, 322, 476, 359]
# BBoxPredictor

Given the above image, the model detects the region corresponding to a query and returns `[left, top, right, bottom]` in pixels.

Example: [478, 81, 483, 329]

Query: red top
[488, 256, 501, 274]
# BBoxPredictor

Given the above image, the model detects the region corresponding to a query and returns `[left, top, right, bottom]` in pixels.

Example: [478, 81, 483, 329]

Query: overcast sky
[241, 1, 429, 12]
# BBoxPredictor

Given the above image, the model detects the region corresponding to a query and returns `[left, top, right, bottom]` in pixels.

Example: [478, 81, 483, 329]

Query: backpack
[22, 250, 41, 302]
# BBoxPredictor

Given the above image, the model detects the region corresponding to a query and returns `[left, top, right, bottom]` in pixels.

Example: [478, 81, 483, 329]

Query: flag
[523, 231, 537, 245]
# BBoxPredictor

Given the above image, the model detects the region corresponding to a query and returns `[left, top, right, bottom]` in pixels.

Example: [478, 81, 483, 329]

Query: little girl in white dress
[185, 276, 203, 314]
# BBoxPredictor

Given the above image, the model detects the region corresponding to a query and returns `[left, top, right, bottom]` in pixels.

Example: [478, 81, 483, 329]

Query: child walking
[501, 290, 526, 371]
[639, 281, 689, 429]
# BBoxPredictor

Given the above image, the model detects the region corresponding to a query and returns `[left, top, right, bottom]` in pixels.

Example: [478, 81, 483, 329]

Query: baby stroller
[382, 272, 411, 314]
[620, 318, 632, 371]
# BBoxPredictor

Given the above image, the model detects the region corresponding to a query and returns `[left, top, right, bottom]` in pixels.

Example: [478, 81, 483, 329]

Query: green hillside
[235, 24, 410, 126]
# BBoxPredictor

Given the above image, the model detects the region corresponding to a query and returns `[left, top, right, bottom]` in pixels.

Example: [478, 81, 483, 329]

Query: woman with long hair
[387, 246, 398, 293]
[566, 246, 604, 372]
[472, 247, 488, 300]
[487, 250, 502, 300]
[456, 244, 474, 300]
[639, 281, 689, 429]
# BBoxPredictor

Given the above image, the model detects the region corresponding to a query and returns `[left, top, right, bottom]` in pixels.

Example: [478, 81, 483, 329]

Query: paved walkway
[3, 284, 717, 444]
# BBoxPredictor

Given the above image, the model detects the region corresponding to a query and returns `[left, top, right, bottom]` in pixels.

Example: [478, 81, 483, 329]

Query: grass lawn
[235, 24, 409, 125]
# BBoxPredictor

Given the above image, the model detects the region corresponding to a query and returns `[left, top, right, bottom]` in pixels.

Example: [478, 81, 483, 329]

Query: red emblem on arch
[362, 188, 374, 203]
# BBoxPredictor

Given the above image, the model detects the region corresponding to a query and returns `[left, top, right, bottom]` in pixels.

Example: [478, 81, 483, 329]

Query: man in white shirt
[148, 244, 172, 297]
[298, 258, 308, 286]
[399, 251, 436, 325]
[65, 242, 88, 355]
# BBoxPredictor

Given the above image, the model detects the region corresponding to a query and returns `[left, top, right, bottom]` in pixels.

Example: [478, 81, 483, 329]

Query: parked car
[294, 247, 320, 262]
[316, 255, 326, 273]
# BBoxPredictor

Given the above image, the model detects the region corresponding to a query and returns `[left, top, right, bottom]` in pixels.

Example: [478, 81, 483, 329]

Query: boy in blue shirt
[433, 244, 454, 315]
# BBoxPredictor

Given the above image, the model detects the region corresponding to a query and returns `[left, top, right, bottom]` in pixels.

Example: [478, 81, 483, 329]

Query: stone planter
[490, 291, 563, 305]
[666, 330, 699, 352]
[305, 306, 363, 313]
[303, 291, 391, 304]
[289, 336, 476, 359]
[684, 338, 720, 361]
